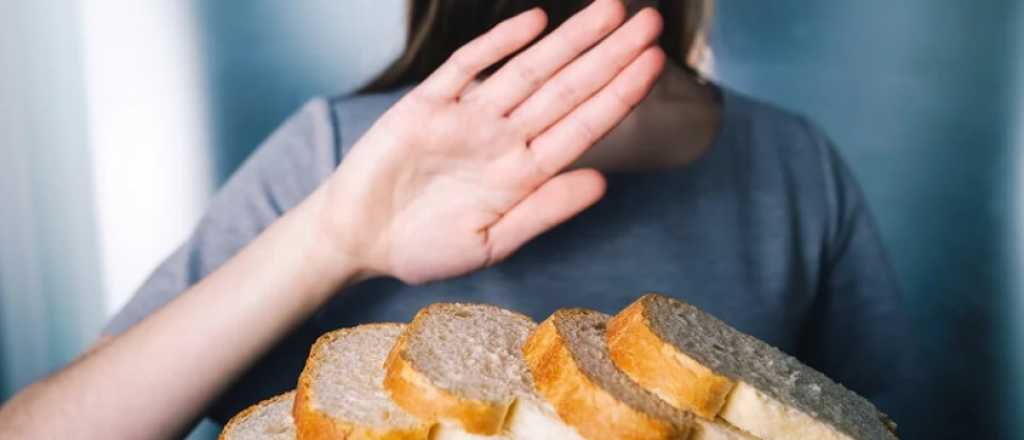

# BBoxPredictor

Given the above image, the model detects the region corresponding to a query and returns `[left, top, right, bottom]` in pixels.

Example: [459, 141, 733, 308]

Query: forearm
[0, 186, 360, 439]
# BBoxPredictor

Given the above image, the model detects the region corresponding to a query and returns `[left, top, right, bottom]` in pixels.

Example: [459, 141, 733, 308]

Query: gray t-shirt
[105, 84, 918, 425]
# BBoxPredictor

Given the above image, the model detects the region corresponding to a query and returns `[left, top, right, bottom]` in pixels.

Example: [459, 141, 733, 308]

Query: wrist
[289, 185, 374, 301]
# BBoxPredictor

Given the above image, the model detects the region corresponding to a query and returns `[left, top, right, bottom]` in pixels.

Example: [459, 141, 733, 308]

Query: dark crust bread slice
[523, 308, 694, 440]
[608, 297, 736, 419]
[608, 294, 900, 440]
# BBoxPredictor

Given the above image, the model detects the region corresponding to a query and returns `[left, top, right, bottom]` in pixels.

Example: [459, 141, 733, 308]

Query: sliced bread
[383, 303, 583, 439]
[294, 323, 432, 439]
[607, 293, 899, 440]
[219, 391, 296, 440]
[524, 308, 755, 440]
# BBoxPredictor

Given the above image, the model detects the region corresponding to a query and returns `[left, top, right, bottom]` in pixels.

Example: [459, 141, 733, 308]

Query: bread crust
[220, 391, 295, 440]
[610, 294, 900, 440]
[382, 309, 512, 435]
[523, 310, 690, 440]
[294, 325, 433, 440]
[607, 296, 736, 419]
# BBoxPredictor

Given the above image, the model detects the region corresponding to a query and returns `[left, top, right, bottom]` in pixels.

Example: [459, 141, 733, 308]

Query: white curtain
[1, 0, 216, 437]
[79, 0, 215, 317]
[0, 0, 105, 399]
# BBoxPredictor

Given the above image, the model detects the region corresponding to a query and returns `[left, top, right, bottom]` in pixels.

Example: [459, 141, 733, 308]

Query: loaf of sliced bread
[523, 308, 756, 440]
[607, 294, 899, 440]
[219, 391, 296, 440]
[383, 303, 583, 439]
[293, 323, 432, 440]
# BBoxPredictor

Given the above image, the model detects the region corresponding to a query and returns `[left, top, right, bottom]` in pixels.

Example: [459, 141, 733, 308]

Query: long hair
[362, 0, 714, 93]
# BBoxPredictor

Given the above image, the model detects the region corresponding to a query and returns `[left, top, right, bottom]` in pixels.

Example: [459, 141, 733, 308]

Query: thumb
[485, 168, 606, 264]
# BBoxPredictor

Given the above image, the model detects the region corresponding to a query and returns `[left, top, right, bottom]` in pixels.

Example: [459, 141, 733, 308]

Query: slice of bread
[219, 391, 296, 440]
[523, 308, 698, 440]
[607, 294, 899, 440]
[383, 303, 583, 439]
[693, 419, 760, 440]
[294, 323, 432, 439]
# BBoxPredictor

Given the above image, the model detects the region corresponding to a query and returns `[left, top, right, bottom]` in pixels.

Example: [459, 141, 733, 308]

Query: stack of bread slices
[219, 294, 899, 440]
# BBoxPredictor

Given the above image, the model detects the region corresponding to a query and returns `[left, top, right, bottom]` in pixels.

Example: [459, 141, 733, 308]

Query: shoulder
[718, 85, 833, 161]
[716, 85, 853, 201]
[266, 97, 336, 161]
[716, 85, 867, 238]
[328, 86, 414, 156]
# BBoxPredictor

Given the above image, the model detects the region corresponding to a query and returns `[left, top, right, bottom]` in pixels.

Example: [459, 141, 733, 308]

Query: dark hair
[362, 0, 713, 93]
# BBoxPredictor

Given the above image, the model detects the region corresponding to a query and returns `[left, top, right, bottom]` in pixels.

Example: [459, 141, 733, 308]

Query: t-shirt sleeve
[102, 98, 339, 336]
[795, 122, 924, 423]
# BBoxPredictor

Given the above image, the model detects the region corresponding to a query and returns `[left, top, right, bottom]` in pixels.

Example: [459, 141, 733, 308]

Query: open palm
[322, 0, 665, 284]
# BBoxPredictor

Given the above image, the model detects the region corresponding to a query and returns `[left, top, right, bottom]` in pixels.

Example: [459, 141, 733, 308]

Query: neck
[571, 64, 722, 172]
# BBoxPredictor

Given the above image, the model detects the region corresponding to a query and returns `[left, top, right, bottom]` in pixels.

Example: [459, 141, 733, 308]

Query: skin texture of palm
[319, 1, 666, 284]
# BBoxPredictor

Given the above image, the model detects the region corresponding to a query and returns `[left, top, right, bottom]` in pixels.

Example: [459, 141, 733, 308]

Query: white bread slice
[220, 391, 296, 440]
[524, 308, 754, 440]
[693, 420, 760, 440]
[383, 303, 583, 439]
[293, 323, 432, 439]
[607, 294, 899, 440]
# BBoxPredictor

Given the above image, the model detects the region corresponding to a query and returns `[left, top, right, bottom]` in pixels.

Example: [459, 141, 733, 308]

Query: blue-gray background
[1, 1, 1020, 439]
[712, 2, 1022, 438]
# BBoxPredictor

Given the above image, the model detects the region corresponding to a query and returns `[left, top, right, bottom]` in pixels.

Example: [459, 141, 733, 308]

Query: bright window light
[79, 1, 213, 316]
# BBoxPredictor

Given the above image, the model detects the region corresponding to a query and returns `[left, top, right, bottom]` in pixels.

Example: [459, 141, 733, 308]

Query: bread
[293, 323, 432, 440]
[383, 303, 583, 439]
[219, 391, 296, 440]
[523, 308, 755, 440]
[607, 294, 899, 440]
[225, 294, 900, 440]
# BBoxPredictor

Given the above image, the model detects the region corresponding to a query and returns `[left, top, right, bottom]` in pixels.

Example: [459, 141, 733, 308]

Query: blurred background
[0, 0, 1019, 438]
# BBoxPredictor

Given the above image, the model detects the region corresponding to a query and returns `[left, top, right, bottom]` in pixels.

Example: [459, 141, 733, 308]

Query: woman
[0, 0, 917, 437]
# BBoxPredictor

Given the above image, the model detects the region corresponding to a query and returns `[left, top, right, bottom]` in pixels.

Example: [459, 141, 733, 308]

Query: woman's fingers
[512, 8, 663, 139]
[418, 8, 548, 101]
[529, 46, 665, 175]
[464, 0, 626, 114]
[485, 168, 606, 264]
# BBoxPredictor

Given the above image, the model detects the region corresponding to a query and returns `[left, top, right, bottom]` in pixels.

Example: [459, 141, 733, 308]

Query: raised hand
[319, 0, 665, 284]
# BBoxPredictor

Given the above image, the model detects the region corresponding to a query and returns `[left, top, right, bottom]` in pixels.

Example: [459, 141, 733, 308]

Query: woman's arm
[0, 1, 665, 438]
[0, 187, 355, 438]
